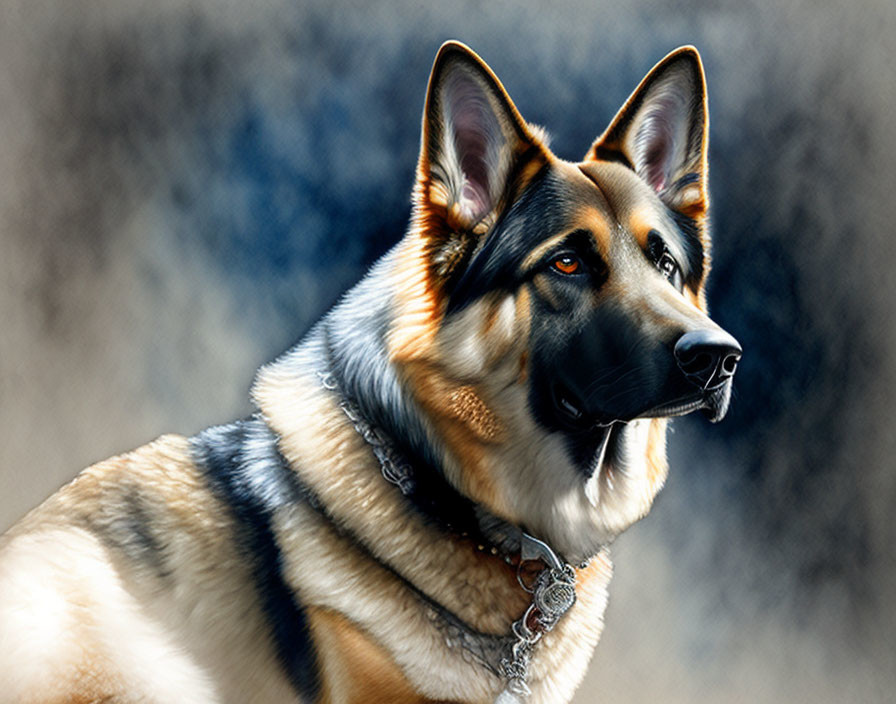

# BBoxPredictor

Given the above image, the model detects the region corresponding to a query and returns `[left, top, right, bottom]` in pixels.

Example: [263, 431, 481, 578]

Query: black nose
[674, 329, 742, 390]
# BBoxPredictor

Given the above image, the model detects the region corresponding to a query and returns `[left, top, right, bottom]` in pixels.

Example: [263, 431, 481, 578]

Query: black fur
[93, 485, 173, 580]
[191, 419, 321, 699]
[669, 207, 705, 286]
[445, 167, 573, 314]
[191, 406, 505, 698]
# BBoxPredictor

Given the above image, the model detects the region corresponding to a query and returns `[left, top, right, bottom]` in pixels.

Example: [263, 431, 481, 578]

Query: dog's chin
[549, 381, 733, 514]
[700, 383, 733, 423]
[570, 384, 733, 508]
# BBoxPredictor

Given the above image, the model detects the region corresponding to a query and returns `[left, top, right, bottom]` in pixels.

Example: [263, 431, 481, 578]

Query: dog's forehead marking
[577, 159, 699, 280]
[576, 160, 672, 241]
[627, 207, 663, 250]
[515, 161, 613, 270]
[518, 209, 612, 269]
[575, 208, 614, 260]
[543, 159, 615, 257]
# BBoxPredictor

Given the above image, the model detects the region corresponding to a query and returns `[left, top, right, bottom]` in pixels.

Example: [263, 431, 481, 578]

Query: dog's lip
[554, 382, 722, 427]
[639, 394, 707, 419]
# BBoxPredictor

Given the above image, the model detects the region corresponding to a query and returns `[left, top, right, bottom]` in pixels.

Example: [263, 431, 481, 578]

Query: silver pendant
[495, 534, 577, 702]
[533, 564, 577, 625]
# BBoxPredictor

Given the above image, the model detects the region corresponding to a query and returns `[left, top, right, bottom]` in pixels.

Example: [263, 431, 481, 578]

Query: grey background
[1, 0, 894, 701]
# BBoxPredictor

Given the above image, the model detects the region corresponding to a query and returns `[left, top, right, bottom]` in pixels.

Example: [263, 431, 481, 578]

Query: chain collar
[317, 370, 578, 702]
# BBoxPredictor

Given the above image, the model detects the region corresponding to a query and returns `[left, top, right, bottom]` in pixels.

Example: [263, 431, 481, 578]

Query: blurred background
[1, 0, 894, 701]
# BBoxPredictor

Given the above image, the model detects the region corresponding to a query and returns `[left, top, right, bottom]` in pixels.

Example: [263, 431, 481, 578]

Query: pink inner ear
[633, 88, 689, 196]
[444, 71, 501, 222]
[460, 179, 489, 221]
[643, 136, 669, 193]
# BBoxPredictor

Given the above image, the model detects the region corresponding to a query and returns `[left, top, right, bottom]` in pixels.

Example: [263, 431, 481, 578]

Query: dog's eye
[658, 252, 678, 279]
[647, 231, 682, 290]
[657, 251, 683, 290]
[552, 255, 581, 275]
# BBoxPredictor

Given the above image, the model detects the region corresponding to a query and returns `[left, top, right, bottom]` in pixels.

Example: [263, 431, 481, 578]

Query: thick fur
[0, 42, 738, 703]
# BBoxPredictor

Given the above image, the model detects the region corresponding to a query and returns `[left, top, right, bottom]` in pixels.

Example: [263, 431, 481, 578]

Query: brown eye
[552, 255, 581, 275]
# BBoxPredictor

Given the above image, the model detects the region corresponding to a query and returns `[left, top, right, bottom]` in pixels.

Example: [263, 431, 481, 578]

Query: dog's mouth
[640, 394, 706, 419]
[553, 380, 734, 507]
[641, 383, 733, 423]
[553, 380, 720, 427]
[551, 373, 734, 506]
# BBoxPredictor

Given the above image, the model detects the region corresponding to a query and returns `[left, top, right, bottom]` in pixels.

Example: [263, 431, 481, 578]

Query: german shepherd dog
[0, 42, 741, 703]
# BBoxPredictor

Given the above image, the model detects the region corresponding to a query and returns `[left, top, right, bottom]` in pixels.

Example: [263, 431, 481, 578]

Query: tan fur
[446, 385, 505, 443]
[628, 205, 663, 250]
[0, 436, 302, 704]
[388, 232, 446, 363]
[254, 359, 530, 634]
[308, 608, 437, 704]
[251, 346, 620, 702]
[271, 482, 612, 703]
[404, 361, 507, 511]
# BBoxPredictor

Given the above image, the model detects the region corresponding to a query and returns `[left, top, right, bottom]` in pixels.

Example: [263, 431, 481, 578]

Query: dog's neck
[289, 324, 583, 700]
[253, 305, 614, 702]
[320, 325, 523, 562]
[254, 328, 533, 629]
[319, 249, 448, 488]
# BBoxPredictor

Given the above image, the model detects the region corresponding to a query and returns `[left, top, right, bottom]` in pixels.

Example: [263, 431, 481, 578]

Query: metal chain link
[319, 371, 415, 495]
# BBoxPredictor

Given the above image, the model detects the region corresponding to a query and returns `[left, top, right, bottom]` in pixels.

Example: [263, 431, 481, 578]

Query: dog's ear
[586, 47, 708, 219]
[415, 41, 548, 238]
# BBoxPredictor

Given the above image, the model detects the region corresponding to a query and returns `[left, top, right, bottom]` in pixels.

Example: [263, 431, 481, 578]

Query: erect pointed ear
[415, 41, 548, 241]
[586, 47, 708, 218]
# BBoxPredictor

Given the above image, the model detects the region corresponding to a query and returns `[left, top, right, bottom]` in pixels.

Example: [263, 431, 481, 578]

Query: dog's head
[388, 42, 740, 560]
